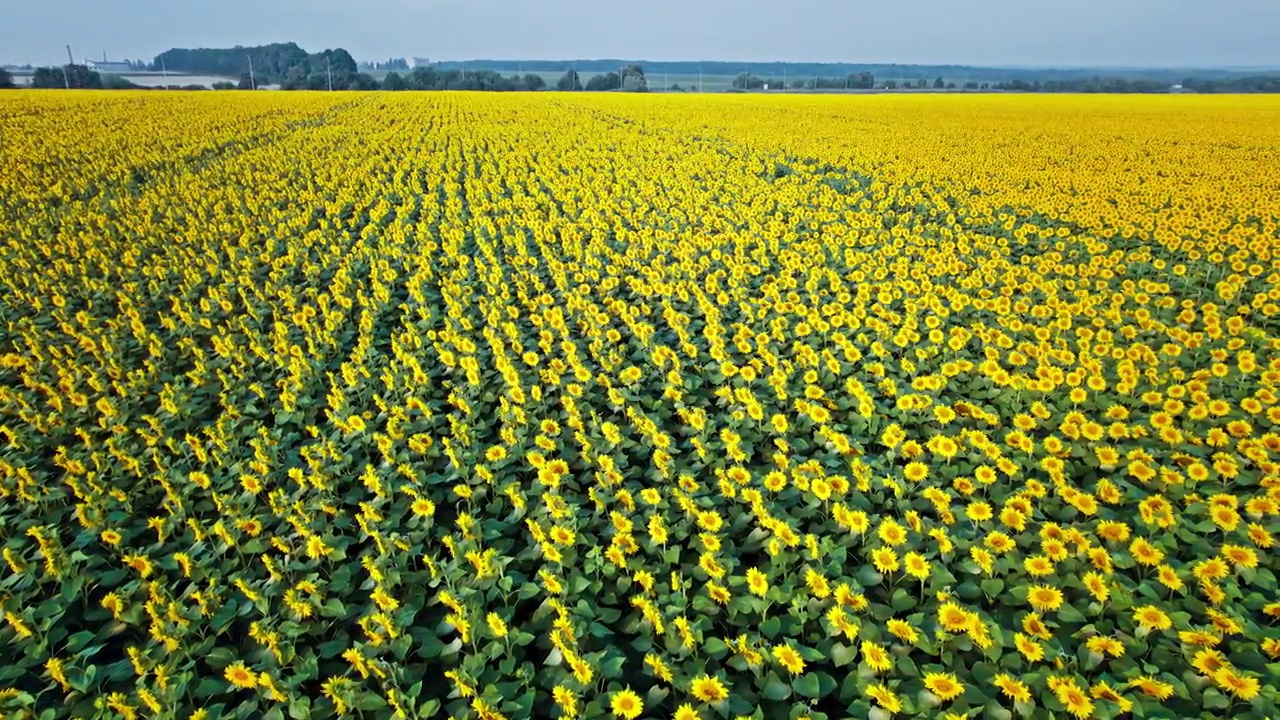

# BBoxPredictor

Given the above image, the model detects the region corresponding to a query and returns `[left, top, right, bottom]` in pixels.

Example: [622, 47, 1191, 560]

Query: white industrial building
[85, 60, 133, 73]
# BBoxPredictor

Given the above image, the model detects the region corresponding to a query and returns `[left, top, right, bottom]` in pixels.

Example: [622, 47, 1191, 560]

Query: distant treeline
[5, 47, 1279, 94]
[152, 43, 379, 89]
[434, 59, 1280, 84]
[990, 75, 1280, 93]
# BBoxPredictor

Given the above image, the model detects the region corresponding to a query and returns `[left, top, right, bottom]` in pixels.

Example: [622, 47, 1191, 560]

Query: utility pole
[247, 55, 256, 90]
[62, 45, 74, 88]
[327, 56, 333, 91]
[699, 64, 703, 93]
[161, 56, 167, 76]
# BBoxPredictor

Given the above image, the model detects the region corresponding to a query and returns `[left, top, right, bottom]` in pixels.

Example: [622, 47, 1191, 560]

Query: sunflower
[865, 683, 902, 713]
[993, 673, 1031, 703]
[1013, 633, 1044, 662]
[886, 618, 919, 643]
[610, 689, 643, 719]
[1127, 676, 1174, 700]
[1082, 572, 1110, 602]
[745, 568, 768, 597]
[1191, 648, 1228, 676]
[985, 532, 1016, 553]
[1133, 605, 1172, 632]
[1221, 544, 1258, 568]
[861, 641, 893, 672]
[966, 501, 993, 522]
[903, 462, 929, 482]
[673, 704, 700, 720]
[924, 672, 964, 701]
[552, 686, 578, 718]
[1024, 550, 1054, 573]
[1056, 683, 1094, 719]
[1129, 538, 1164, 566]
[904, 552, 930, 579]
[224, 662, 257, 690]
[1026, 585, 1064, 612]
[772, 644, 805, 675]
[1022, 613, 1051, 641]
[1214, 668, 1261, 700]
[1090, 681, 1133, 713]
[706, 582, 731, 605]
[878, 520, 908, 546]
[871, 547, 900, 573]
[938, 602, 972, 632]
[1085, 636, 1125, 658]
[689, 675, 728, 703]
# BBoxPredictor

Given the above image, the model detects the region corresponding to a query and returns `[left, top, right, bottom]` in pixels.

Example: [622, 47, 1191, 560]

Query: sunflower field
[1, 91, 1279, 720]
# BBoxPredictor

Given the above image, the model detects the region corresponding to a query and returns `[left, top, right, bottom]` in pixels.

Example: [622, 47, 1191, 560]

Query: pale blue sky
[4, 0, 1279, 68]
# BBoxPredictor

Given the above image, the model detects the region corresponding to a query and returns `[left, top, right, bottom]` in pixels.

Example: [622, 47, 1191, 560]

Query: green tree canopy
[382, 72, 407, 91]
[556, 69, 582, 91]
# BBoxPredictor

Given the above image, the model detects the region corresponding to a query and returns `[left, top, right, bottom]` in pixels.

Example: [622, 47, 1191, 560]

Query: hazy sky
[4, 0, 1279, 68]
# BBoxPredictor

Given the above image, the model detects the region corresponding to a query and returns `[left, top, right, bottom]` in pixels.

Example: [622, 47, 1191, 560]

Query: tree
[32, 67, 63, 88]
[731, 72, 764, 90]
[282, 66, 308, 90]
[212, 81, 237, 90]
[348, 73, 380, 91]
[620, 64, 647, 91]
[0, 68, 13, 89]
[319, 49, 358, 76]
[586, 72, 621, 91]
[556, 69, 582, 91]
[382, 72, 407, 91]
[32, 64, 101, 89]
[846, 72, 874, 89]
[408, 67, 439, 90]
[933, 76, 946, 89]
[522, 73, 546, 91]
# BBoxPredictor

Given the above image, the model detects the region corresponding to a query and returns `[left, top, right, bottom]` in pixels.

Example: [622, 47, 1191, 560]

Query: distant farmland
[365, 68, 995, 91]
[7, 70, 236, 88]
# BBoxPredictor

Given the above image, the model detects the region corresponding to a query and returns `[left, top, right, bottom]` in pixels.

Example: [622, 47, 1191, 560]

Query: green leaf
[195, 677, 223, 698]
[1202, 688, 1230, 710]
[704, 637, 729, 658]
[600, 655, 626, 679]
[763, 673, 793, 701]
[1057, 603, 1086, 623]
[794, 673, 821, 698]
[832, 643, 857, 667]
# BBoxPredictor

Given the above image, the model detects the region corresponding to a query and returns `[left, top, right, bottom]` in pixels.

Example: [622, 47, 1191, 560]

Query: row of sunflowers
[1, 91, 1279, 720]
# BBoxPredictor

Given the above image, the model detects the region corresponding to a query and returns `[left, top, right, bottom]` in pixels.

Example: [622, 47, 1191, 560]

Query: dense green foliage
[30, 65, 101, 89]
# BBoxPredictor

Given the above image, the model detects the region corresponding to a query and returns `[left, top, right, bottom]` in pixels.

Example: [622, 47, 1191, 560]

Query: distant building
[405, 57, 431, 69]
[86, 60, 132, 73]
